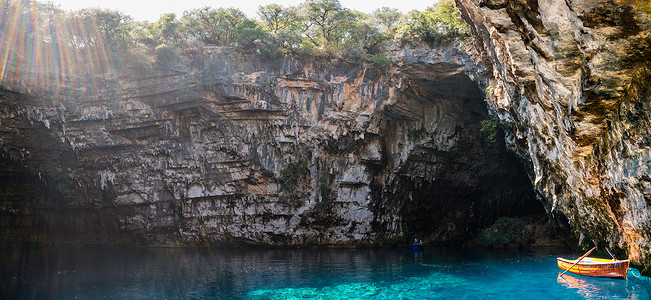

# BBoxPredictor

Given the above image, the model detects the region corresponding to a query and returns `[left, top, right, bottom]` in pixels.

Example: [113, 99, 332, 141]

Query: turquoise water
[2, 245, 650, 299]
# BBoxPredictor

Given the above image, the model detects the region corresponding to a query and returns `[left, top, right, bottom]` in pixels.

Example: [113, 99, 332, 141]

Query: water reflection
[1, 244, 650, 299]
[558, 273, 649, 299]
[1, 244, 416, 299]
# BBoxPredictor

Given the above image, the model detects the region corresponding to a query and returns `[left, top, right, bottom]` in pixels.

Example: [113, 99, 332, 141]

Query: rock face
[0, 44, 540, 246]
[457, 0, 651, 270]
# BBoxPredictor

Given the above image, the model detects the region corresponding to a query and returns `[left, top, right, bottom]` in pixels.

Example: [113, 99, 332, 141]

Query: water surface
[2, 245, 650, 299]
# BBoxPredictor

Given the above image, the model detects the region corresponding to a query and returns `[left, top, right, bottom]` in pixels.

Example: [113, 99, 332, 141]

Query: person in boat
[410, 238, 425, 255]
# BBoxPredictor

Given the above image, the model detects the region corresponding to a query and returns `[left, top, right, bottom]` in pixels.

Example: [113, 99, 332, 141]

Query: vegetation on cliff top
[0, 0, 469, 79]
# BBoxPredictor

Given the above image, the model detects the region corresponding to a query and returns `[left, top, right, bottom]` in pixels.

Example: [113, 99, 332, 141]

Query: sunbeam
[0, 0, 130, 102]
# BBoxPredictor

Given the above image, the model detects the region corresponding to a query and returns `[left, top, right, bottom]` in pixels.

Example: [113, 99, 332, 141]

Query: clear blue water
[2, 244, 650, 299]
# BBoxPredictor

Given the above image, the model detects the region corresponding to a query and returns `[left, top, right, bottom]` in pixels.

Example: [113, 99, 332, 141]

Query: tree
[300, 0, 355, 48]
[394, 0, 469, 45]
[431, 0, 470, 37]
[257, 4, 305, 53]
[1, 0, 73, 48]
[127, 21, 157, 48]
[73, 8, 132, 50]
[257, 4, 300, 34]
[234, 19, 269, 50]
[152, 13, 181, 45]
[181, 7, 247, 46]
[371, 7, 402, 32]
[1, 0, 473, 75]
[345, 11, 388, 55]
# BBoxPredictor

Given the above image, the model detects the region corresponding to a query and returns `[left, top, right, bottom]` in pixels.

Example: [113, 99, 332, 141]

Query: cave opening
[384, 69, 546, 245]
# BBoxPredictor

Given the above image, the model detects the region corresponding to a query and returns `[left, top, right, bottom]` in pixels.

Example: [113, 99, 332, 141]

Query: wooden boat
[557, 256, 629, 279]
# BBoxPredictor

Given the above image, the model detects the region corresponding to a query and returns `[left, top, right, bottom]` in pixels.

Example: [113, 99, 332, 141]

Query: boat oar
[559, 247, 596, 277]
[606, 248, 617, 260]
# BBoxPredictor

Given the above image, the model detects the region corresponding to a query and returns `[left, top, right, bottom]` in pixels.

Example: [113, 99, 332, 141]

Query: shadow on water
[1, 244, 650, 299]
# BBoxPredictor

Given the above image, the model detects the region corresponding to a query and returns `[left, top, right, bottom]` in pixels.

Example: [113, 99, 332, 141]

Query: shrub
[476, 217, 532, 248]
[319, 173, 332, 200]
[296, 41, 318, 56]
[371, 54, 392, 71]
[279, 162, 309, 189]
[480, 117, 500, 143]
[257, 43, 283, 59]
[45, 168, 75, 194]
[154, 44, 181, 69]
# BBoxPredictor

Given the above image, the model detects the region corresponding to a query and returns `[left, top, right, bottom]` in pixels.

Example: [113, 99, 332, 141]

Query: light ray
[1, 0, 127, 102]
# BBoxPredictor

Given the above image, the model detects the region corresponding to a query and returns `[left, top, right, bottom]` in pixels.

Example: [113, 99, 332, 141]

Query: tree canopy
[1, 0, 471, 76]
[394, 0, 470, 45]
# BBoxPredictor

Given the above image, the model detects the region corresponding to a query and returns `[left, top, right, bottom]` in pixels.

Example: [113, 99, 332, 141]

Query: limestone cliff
[0, 44, 540, 246]
[457, 0, 651, 271]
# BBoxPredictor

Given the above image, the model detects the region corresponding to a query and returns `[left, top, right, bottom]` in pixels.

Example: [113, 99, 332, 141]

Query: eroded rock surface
[0, 44, 540, 246]
[458, 0, 651, 270]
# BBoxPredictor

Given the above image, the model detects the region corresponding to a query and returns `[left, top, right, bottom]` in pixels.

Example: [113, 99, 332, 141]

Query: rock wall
[457, 0, 651, 270]
[0, 44, 541, 246]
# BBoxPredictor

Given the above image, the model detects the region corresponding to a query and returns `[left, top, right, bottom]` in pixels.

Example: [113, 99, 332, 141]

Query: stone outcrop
[457, 0, 651, 271]
[0, 44, 541, 246]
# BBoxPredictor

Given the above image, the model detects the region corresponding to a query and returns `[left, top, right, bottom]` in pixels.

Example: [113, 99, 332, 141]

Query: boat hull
[557, 257, 629, 279]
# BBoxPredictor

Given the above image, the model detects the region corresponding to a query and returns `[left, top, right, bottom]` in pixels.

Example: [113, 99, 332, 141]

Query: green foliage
[477, 217, 533, 248]
[73, 8, 133, 50]
[480, 117, 500, 143]
[1, 0, 144, 75]
[394, 0, 470, 46]
[154, 44, 181, 69]
[370, 54, 392, 71]
[6, 0, 474, 77]
[257, 4, 305, 54]
[300, 0, 356, 49]
[485, 85, 495, 94]
[45, 169, 75, 194]
[319, 173, 332, 200]
[408, 127, 428, 140]
[484, 84, 495, 101]
[279, 162, 309, 190]
[234, 19, 269, 49]
[296, 41, 318, 56]
[181, 7, 248, 46]
[346, 13, 389, 55]
[256, 42, 283, 59]
[372, 7, 403, 33]
[127, 21, 158, 47]
[152, 13, 182, 45]
[258, 4, 300, 34]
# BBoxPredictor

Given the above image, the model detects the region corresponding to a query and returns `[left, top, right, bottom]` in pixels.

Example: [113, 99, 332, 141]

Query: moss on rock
[475, 217, 533, 248]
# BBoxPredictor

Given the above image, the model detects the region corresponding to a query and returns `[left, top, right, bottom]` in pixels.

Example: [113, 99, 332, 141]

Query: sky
[45, 0, 437, 22]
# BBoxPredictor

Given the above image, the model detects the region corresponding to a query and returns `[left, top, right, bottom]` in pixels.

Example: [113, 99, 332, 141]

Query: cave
[3, 0, 651, 296]
[376, 63, 544, 244]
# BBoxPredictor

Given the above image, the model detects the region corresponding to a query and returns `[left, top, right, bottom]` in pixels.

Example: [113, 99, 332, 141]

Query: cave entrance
[383, 66, 545, 244]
